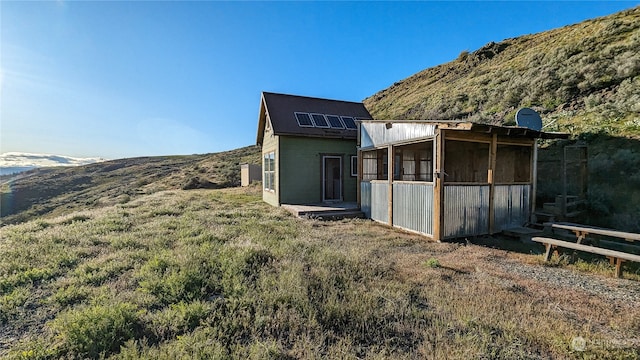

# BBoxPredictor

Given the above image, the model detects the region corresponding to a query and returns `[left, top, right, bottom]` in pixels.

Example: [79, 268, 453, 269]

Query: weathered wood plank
[546, 222, 640, 242]
[533, 237, 640, 278]
[532, 237, 640, 262]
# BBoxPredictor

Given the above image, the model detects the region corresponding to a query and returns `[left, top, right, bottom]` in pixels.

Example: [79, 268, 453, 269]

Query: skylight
[311, 113, 329, 128]
[341, 116, 357, 130]
[326, 115, 344, 129]
[295, 112, 313, 127]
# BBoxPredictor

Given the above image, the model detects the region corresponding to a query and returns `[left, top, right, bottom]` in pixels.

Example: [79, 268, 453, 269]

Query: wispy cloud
[0, 152, 106, 168]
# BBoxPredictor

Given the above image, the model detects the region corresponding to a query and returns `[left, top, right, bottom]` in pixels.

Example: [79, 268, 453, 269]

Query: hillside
[364, 7, 639, 137]
[0, 145, 260, 225]
[364, 6, 640, 232]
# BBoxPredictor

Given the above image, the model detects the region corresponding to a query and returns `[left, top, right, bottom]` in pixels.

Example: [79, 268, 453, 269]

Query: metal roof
[257, 92, 372, 145]
[358, 119, 569, 140]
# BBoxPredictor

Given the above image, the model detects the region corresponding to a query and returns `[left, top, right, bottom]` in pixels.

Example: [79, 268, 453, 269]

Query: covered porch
[358, 120, 565, 241]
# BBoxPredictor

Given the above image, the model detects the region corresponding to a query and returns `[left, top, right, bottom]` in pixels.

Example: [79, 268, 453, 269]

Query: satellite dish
[515, 108, 542, 131]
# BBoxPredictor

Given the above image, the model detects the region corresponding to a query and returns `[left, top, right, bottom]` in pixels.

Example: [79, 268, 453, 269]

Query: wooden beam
[488, 133, 497, 234]
[387, 144, 394, 226]
[357, 149, 362, 207]
[530, 140, 538, 223]
[445, 131, 493, 143]
[433, 129, 445, 241]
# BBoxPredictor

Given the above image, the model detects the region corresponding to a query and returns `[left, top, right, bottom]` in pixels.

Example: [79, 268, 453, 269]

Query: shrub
[50, 302, 141, 358]
[181, 176, 219, 190]
[424, 258, 440, 268]
[147, 300, 214, 341]
[51, 284, 90, 307]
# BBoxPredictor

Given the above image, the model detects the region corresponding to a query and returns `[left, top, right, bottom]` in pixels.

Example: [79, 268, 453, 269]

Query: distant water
[0, 166, 36, 176]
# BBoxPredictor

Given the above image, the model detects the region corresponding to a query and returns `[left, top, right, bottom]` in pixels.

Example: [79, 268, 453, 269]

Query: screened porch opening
[495, 144, 532, 183]
[361, 149, 388, 181]
[444, 140, 489, 183]
[361, 141, 434, 182]
[394, 142, 433, 182]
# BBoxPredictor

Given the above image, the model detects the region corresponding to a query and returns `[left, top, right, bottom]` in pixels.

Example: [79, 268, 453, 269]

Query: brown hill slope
[0, 145, 260, 225]
[363, 7, 640, 232]
[364, 6, 639, 138]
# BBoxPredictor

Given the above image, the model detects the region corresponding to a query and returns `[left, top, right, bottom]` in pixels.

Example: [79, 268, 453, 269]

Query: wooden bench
[532, 237, 640, 278]
[544, 222, 640, 244]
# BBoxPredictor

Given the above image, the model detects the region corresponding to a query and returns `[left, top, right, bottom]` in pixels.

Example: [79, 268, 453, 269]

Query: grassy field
[1, 185, 638, 359]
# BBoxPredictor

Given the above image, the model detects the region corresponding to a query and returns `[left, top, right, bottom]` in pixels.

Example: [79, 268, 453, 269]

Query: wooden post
[433, 129, 445, 242]
[561, 145, 568, 218]
[580, 146, 588, 200]
[488, 133, 497, 234]
[357, 149, 362, 207]
[388, 144, 393, 226]
[531, 140, 538, 224]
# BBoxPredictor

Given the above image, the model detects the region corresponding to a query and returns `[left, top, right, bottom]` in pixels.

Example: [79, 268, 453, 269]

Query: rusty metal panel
[444, 185, 490, 238]
[361, 122, 436, 149]
[370, 181, 389, 223]
[494, 184, 531, 232]
[360, 181, 372, 218]
[393, 182, 434, 235]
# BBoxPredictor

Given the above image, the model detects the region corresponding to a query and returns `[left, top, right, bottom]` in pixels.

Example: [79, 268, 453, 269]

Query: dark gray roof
[257, 92, 372, 145]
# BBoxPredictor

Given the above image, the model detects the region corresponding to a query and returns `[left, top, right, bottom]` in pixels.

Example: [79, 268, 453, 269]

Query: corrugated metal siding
[370, 181, 389, 223]
[494, 184, 531, 232]
[444, 185, 490, 238]
[393, 182, 434, 235]
[361, 123, 435, 148]
[360, 181, 372, 218]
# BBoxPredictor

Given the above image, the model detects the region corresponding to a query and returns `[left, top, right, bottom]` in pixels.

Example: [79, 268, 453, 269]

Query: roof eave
[256, 93, 267, 146]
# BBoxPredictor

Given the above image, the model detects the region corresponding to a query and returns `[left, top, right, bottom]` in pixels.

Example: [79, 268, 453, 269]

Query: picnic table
[545, 222, 640, 244]
[532, 237, 640, 278]
[535, 222, 640, 278]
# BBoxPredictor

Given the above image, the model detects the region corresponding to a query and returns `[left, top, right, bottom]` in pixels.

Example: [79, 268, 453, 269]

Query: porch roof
[358, 120, 568, 149]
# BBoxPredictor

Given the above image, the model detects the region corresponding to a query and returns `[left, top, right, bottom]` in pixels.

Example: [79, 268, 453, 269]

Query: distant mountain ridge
[364, 6, 640, 139]
[0, 146, 261, 225]
[0, 152, 107, 175]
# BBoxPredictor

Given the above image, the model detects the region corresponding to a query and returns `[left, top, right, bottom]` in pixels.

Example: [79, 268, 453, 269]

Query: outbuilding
[257, 92, 372, 206]
[357, 120, 566, 241]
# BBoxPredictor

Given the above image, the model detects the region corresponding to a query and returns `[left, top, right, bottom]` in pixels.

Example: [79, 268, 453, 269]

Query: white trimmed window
[263, 152, 275, 191]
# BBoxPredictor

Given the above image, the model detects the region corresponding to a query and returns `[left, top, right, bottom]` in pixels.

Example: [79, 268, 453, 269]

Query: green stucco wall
[278, 136, 357, 204]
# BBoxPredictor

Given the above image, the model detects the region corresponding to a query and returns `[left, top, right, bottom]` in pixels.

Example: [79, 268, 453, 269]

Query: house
[256, 92, 372, 206]
[357, 120, 567, 241]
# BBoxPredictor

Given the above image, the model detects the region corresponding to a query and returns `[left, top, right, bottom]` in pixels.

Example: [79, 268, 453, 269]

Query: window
[311, 113, 329, 128]
[295, 112, 313, 127]
[341, 116, 357, 130]
[395, 142, 433, 181]
[326, 115, 344, 129]
[263, 152, 275, 191]
[361, 149, 388, 181]
[350, 155, 358, 177]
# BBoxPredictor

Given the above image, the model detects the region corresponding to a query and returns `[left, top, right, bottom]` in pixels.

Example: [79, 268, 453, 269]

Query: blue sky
[1, 1, 637, 159]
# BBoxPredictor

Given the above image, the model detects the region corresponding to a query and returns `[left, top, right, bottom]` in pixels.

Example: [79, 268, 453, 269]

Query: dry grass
[1, 185, 638, 359]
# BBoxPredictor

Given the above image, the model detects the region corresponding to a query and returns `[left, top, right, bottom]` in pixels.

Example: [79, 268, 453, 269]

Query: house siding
[279, 136, 357, 204]
[262, 121, 279, 206]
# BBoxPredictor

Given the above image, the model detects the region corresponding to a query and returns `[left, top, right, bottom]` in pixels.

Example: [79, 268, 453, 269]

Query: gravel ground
[496, 258, 640, 305]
